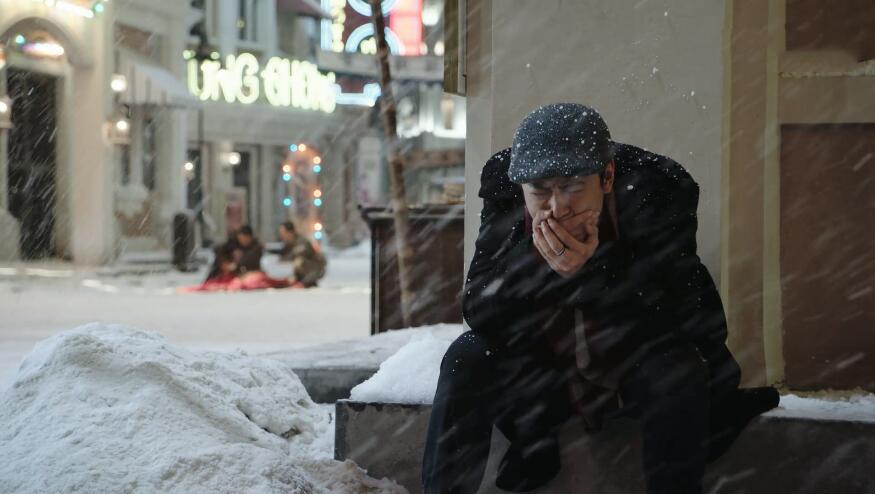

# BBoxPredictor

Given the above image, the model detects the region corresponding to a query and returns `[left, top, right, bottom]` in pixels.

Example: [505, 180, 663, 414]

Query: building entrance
[7, 68, 58, 259]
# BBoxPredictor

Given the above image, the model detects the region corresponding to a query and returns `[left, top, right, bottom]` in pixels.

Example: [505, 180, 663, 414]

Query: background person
[278, 221, 327, 288]
[230, 225, 263, 275]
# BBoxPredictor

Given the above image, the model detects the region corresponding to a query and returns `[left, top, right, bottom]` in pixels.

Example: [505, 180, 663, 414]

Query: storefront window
[119, 145, 131, 185]
[190, 0, 220, 42]
[238, 0, 259, 42]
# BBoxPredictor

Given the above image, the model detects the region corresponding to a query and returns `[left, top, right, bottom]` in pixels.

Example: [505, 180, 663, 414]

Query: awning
[118, 51, 200, 109]
[277, 0, 333, 19]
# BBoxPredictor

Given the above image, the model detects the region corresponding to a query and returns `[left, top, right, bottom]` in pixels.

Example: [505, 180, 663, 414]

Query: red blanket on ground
[180, 272, 304, 293]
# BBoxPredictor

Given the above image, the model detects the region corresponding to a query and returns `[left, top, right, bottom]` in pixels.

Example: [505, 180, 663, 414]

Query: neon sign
[321, 0, 420, 56]
[186, 53, 337, 113]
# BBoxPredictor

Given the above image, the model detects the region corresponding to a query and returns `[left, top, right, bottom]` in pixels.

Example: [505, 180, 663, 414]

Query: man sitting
[231, 225, 263, 275]
[278, 221, 326, 288]
[422, 103, 779, 494]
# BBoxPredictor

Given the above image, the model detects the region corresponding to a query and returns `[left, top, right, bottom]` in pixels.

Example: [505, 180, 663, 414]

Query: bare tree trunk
[370, 0, 416, 328]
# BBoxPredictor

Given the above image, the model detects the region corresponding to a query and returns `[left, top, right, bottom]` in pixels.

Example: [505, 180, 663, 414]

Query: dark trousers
[422, 332, 739, 494]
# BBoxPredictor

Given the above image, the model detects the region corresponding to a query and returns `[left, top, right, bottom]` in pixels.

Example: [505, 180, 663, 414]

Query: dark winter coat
[463, 143, 741, 394]
[280, 236, 327, 287]
[233, 240, 264, 274]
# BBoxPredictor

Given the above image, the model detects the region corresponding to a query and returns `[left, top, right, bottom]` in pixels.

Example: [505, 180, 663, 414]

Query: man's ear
[601, 161, 615, 194]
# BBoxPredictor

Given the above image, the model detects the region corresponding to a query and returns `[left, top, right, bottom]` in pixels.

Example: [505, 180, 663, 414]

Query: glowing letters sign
[321, 0, 421, 56]
[187, 53, 337, 113]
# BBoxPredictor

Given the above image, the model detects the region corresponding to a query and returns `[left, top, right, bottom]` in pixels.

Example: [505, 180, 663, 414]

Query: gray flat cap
[508, 103, 614, 184]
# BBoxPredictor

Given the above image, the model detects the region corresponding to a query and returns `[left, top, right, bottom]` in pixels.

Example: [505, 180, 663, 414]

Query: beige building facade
[0, 0, 372, 261]
[454, 0, 875, 391]
[0, 0, 194, 265]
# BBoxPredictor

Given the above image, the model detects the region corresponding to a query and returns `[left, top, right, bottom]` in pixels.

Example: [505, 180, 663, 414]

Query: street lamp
[184, 160, 196, 181]
[110, 74, 127, 93]
[0, 95, 12, 130]
[222, 151, 241, 167]
[106, 113, 131, 144]
[115, 118, 129, 133]
[189, 14, 216, 245]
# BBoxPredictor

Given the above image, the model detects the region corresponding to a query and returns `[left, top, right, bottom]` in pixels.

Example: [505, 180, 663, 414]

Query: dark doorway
[7, 68, 58, 260]
[232, 150, 252, 224]
[186, 148, 204, 211]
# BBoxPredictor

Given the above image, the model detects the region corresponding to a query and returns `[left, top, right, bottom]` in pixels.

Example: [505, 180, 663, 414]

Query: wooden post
[370, 0, 416, 328]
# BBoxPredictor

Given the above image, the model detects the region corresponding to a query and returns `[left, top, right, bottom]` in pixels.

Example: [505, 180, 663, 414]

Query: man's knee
[440, 331, 495, 375]
[699, 342, 741, 396]
[637, 343, 708, 397]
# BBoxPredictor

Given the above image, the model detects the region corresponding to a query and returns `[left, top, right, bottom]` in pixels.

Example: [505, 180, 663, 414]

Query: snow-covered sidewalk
[0, 250, 371, 387]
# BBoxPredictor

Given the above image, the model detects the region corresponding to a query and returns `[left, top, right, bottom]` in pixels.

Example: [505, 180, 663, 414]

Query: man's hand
[532, 211, 600, 278]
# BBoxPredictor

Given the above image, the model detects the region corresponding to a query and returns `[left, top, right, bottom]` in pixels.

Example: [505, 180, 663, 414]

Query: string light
[313, 189, 322, 198]
[115, 118, 129, 132]
[313, 198, 322, 207]
[314, 231, 323, 240]
[314, 222, 323, 231]
[55, 1, 96, 18]
[313, 156, 322, 164]
[298, 144, 307, 152]
[282, 164, 292, 173]
[14, 35, 26, 45]
[184, 161, 195, 172]
[23, 41, 65, 58]
[289, 144, 298, 152]
[27, 1, 106, 18]
[282, 173, 292, 182]
[312, 165, 322, 174]
[283, 197, 293, 207]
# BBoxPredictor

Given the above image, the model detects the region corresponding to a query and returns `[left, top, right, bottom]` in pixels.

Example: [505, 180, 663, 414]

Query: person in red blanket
[181, 226, 299, 292]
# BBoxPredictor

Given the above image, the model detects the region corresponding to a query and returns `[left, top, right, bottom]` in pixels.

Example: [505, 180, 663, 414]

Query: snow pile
[0, 324, 405, 494]
[770, 390, 875, 423]
[350, 329, 461, 404]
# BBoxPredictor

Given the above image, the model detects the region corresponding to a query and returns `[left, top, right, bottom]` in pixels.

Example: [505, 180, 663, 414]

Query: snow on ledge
[350, 328, 463, 404]
[766, 390, 875, 423]
[780, 60, 875, 78]
[349, 329, 875, 426]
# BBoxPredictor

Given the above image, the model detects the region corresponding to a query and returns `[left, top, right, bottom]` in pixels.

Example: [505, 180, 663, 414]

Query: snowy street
[0, 248, 372, 387]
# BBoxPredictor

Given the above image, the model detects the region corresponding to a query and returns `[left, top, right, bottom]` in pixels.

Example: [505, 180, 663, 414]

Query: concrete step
[292, 367, 377, 403]
[268, 325, 463, 403]
[335, 400, 875, 494]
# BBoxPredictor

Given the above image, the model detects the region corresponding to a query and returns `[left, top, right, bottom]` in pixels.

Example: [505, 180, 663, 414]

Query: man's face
[278, 226, 296, 243]
[236, 233, 253, 247]
[522, 162, 615, 242]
